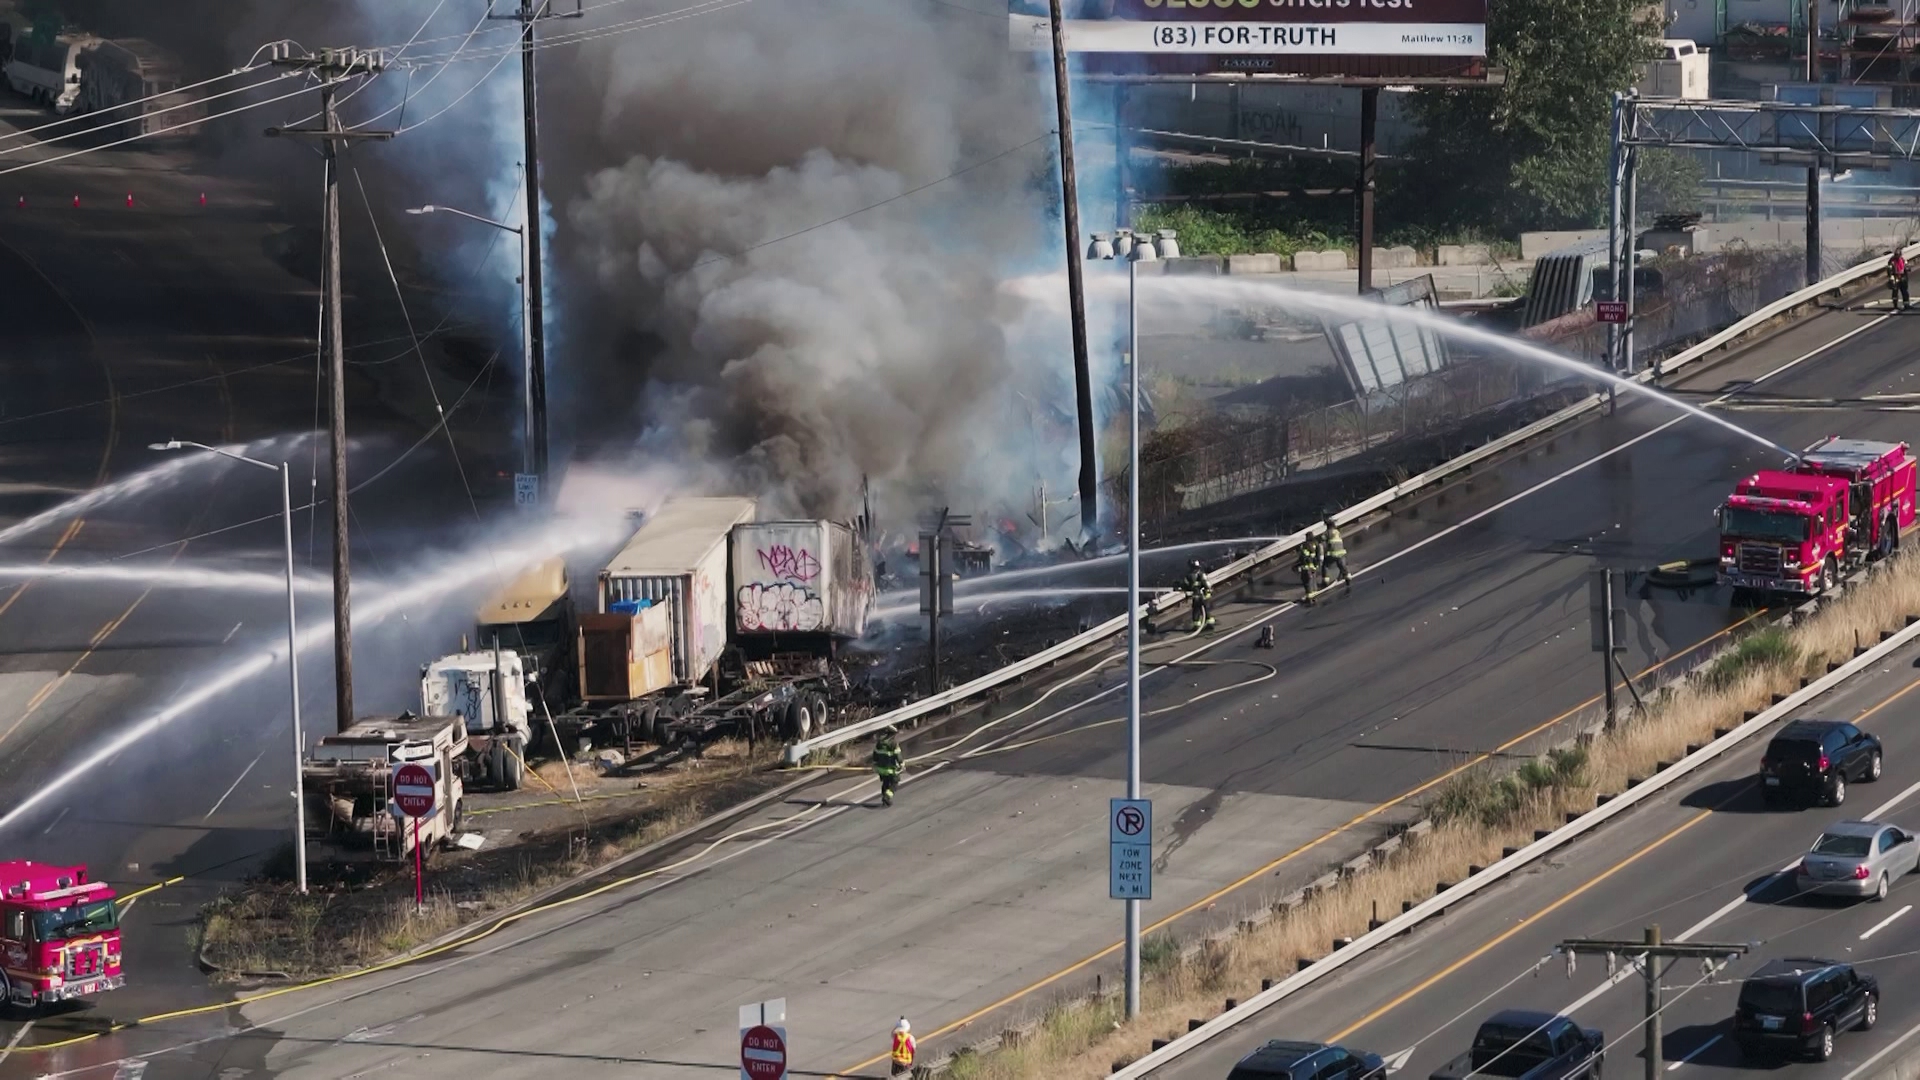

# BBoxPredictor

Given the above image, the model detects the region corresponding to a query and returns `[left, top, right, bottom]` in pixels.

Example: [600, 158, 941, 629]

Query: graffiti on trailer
[757, 545, 821, 583]
[738, 583, 825, 632]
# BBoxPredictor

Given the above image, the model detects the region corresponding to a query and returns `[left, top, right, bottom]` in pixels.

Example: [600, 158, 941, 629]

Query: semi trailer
[421, 496, 876, 763]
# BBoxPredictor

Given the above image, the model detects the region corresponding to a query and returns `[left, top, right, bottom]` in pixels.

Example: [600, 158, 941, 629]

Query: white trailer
[4, 31, 93, 113]
[75, 38, 202, 135]
[599, 496, 756, 687]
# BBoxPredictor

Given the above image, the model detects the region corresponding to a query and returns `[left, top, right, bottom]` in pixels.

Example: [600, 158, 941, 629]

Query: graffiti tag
[738, 583, 824, 632]
[757, 544, 821, 583]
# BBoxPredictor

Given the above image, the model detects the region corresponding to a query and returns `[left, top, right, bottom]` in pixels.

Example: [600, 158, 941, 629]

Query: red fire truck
[0, 861, 123, 1006]
[1718, 437, 1918, 596]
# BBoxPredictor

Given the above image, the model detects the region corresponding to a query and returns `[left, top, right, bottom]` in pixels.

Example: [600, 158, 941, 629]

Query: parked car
[1228, 1040, 1387, 1080]
[1429, 1010, 1602, 1080]
[1760, 719, 1882, 807]
[1795, 819, 1920, 901]
[1733, 958, 1877, 1061]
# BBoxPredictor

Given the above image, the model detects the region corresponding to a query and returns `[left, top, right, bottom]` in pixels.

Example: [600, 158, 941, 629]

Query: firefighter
[1891, 250, 1912, 311]
[891, 1017, 917, 1077]
[1178, 559, 1216, 631]
[1320, 518, 1351, 591]
[1294, 540, 1320, 605]
[872, 728, 904, 807]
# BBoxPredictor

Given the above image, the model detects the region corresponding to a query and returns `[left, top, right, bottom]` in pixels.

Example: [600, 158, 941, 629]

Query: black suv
[1760, 719, 1882, 807]
[1228, 1040, 1387, 1080]
[1733, 958, 1879, 1061]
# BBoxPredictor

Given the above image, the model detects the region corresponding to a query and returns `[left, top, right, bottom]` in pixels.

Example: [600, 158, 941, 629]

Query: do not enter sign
[393, 763, 436, 818]
[741, 1024, 787, 1080]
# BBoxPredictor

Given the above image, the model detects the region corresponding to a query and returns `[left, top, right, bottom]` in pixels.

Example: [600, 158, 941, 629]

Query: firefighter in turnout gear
[1891, 250, 1912, 311]
[872, 728, 904, 807]
[891, 1017, 917, 1076]
[1294, 541, 1320, 605]
[1179, 560, 1217, 631]
[1320, 519, 1351, 592]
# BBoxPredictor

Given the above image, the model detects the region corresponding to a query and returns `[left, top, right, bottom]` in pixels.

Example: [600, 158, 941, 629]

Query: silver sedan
[1796, 820, 1920, 901]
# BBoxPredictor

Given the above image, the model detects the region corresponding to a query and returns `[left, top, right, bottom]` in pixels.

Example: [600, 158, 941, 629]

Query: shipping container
[76, 39, 202, 135]
[731, 520, 874, 642]
[599, 496, 756, 685]
[576, 605, 675, 702]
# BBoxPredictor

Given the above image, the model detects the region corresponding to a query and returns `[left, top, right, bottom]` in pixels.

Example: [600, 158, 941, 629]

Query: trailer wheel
[489, 741, 508, 787]
[633, 702, 657, 747]
[501, 737, 525, 791]
[781, 697, 812, 740]
[810, 693, 831, 732]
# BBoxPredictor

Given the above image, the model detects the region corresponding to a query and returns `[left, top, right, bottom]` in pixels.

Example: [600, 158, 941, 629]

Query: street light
[1086, 227, 1157, 1020]
[150, 440, 308, 894]
[404, 203, 538, 494]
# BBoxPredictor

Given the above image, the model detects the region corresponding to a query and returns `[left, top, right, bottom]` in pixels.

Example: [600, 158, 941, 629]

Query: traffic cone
[71, 194, 79, 208]
[125, 192, 133, 208]
[198, 192, 206, 208]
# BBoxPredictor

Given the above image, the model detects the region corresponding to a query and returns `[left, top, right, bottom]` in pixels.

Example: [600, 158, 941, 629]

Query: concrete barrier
[1438, 243, 1491, 266]
[1226, 253, 1284, 274]
[1165, 255, 1225, 275]
[1379, 245, 1419, 269]
[1292, 249, 1349, 271]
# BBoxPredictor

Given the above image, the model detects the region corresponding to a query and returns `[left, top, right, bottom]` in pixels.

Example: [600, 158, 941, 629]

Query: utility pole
[1558, 928, 1748, 1080]
[1590, 568, 1621, 729]
[1356, 86, 1379, 294]
[1805, 5, 1823, 288]
[266, 45, 395, 733]
[919, 517, 959, 697]
[1045, 0, 1100, 541]
[488, 1, 579, 488]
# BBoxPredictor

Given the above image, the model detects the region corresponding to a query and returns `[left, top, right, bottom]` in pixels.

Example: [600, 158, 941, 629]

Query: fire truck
[1717, 437, 1918, 596]
[0, 861, 123, 1006]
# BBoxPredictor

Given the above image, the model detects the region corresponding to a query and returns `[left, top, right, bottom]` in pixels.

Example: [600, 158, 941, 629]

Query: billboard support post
[1357, 85, 1379, 294]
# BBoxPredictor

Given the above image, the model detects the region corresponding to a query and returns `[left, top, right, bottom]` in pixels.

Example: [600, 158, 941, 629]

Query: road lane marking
[1842, 1015, 1920, 1080]
[1861, 905, 1912, 940]
[39, 806, 67, 836]
[1331, 665, 1920, 1044]
[206, 750, 266, 820]
[0, 1021, 35, 1065]
[1666, 1034, 1721, 1070]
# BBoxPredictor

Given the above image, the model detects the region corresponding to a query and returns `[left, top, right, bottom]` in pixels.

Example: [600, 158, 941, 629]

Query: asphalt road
[0, 90, 524, 1076]
[1151, 635, 1920, 1080]
[7, 286, 1911, 1078]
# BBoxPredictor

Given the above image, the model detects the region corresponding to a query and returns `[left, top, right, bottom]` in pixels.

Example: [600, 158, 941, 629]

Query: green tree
[1635, 148, 1704, 220]
[1395, 0, 1662, 234]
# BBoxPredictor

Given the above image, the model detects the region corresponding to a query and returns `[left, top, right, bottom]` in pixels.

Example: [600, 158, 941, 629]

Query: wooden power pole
[1558, 928, 1748, 1080]
[1045, 0, 1100, 541]
[266, 46, 396, 733]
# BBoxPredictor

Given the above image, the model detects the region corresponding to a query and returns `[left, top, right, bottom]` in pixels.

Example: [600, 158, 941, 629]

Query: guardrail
[784, 241, 1920, 767]
[1113, 604, 1920, 1078]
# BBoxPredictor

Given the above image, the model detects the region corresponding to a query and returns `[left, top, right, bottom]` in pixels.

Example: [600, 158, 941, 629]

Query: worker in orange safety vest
[891, 1016, 916, 1077]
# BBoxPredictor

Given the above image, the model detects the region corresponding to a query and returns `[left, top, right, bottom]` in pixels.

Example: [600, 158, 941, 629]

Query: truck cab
[1718, 438, 1916, 597]
[0, 861, 123, 1006]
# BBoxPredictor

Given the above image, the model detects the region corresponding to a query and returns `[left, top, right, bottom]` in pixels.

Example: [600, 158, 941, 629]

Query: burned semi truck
[427, 496, 876, 760]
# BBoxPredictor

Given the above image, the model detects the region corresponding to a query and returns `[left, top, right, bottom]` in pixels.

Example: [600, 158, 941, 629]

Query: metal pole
[929, 540, 942, 696]
[1645, 924, 1664, 1080]
[322, 83, 354, 734]
[281, 462, 307, 894]
[1606, 92, 1625, 377]
[1125, 257, 1142, 1021]
[518, 203, 536, 479]
[1806, 160, 1822, 287]
[1601, 568, 1617, 729]
[1116, 83, 1131, 230]
[517, 0, 549, 480]
[1622, 139, 1640, 375]
[1046, 0, 1099, 540]
[1357, 86, 1379, 294]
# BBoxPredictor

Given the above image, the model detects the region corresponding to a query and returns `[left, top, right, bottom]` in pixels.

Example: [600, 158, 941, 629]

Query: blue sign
[1110, 798, 1153, 900]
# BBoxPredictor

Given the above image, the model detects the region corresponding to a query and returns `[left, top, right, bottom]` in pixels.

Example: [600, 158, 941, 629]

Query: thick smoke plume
[560, 0, 1074, 523]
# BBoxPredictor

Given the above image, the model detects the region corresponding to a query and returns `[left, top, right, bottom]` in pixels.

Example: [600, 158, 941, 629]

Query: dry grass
[941, 554, 1920, 1080]
[200, 754, 781, 980]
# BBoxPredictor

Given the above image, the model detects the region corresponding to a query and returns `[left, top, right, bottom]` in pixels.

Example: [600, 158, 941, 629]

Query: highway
[1151, 634, 1920, 1080]
[6, 288, 1910, 1079]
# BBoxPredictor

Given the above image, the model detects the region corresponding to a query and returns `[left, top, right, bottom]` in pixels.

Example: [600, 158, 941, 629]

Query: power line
[0, 79, 321, 179]
[394, 0, 754, 69]
[0, 64, 274, 152]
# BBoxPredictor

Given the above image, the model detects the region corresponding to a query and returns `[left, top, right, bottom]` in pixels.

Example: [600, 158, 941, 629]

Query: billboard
[1009, 0, 1489, 79]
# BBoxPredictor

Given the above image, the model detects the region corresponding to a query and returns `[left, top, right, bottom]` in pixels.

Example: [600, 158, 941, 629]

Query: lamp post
[404, 204, 537, 492]
[149, 440, 307, 893]
[1087, 227, 1157, 1019]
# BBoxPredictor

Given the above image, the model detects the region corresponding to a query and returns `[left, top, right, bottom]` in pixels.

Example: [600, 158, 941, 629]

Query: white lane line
[0, 1021, 35, 1066]
[1666, 1033, 1721, 1070]
[110, 1060, 145, 1080]
[221, 621, 243, 644]
[1861, 904, 1912, 940]
[204, 749, 264, 820]
[1842, 1015, 1920, 1080]
[39, 806, 67, 836]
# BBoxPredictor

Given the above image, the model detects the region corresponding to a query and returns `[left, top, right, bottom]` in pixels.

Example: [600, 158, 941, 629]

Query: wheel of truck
[782, 697, 812, 741]
[633, 702, 658, 747]
[501, 737, 525, 791]
[810, 693, 831, 732]
[489, 741, 508, 787]
[1822, 555, 1839, 595]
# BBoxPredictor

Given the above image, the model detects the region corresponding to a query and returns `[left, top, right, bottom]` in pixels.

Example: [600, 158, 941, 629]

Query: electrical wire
[0, 65, 276, 151]
[394, 0, 754, 68]
[0, 78, 321, 179]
